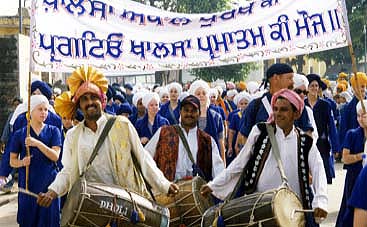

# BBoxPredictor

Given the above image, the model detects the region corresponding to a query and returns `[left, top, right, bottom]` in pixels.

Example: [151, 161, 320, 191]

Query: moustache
[86, 104, 98, 109]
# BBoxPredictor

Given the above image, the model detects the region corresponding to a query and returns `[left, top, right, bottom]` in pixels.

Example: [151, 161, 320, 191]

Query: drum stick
[18, 187, 39, 199]
[291, 209, 314, 220]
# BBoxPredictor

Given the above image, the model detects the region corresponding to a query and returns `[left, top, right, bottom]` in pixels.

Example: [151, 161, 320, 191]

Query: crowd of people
[0, 63, 367, 227]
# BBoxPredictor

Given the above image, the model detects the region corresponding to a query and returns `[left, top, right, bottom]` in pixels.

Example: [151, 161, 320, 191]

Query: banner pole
[341, 0, 365, 112]
[26, 71, 31, 191]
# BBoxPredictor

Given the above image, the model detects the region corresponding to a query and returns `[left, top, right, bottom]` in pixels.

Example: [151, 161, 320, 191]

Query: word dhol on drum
[61, 178, 170, 227]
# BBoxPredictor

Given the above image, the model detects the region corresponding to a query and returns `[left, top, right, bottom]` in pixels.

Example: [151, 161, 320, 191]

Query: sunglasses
[294, 89, 308, 95]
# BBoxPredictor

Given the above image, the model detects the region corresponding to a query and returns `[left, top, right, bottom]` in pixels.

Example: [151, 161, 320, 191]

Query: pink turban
[268, 89, 304, 122]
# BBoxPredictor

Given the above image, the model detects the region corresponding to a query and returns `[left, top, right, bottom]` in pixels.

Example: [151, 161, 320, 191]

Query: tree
[191, 63, 256, 82]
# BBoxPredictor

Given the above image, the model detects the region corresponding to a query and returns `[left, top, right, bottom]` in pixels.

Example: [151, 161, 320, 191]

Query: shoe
[0, 178, 11, 193]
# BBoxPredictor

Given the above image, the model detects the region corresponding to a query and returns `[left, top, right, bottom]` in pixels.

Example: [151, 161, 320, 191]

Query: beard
[84, 104, 102, 121]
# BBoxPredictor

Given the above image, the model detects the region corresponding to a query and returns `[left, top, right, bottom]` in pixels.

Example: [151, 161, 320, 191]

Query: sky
[0, 0, 31, 16]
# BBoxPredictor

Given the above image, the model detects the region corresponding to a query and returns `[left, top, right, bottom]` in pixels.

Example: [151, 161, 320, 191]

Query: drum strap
[173, 125, 206, 179]
[265, 123, 289, 185]
[80, 116, 117, 178]
[130, 151, 157, 202]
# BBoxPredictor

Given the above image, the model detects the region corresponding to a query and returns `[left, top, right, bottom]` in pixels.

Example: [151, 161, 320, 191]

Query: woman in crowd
[135, 92, 169, 145]
[336, 100, 367, 226]
[9, 95, 62, 227]
[158, 82, 182, 125]
[305, 74, 339, 184]
[189, 80, 226, 164]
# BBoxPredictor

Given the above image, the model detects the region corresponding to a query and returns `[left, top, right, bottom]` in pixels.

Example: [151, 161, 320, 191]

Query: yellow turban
[321, 78, 330, 88]
[350, 72, 367, 90]
[55, 66, 108, 119]
[338, 72, 348, 80]
[336, 83, 347, 93]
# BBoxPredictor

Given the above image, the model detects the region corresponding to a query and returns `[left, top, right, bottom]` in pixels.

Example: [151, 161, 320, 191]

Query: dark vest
[241, 122, 314, 209]
[154, 125, 213, 181]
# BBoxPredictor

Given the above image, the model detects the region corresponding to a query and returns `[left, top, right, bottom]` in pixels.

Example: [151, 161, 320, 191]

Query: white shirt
[49, 115, 171, 196]
[208, 124, 328, 211]
[145, 125, 225, 181]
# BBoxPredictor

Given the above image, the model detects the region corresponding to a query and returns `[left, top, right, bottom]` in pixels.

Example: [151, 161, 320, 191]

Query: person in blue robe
[135, 92, 169, 145]
[227, 92, 252, 165]
[0, 82, 63, 191]
[237, 64, 314, 151]
[9, 95, 61, 227]
[189, 80, 225, 163]
[129, 92, 146, 125]
[339, 73, 367, 152]
[305, 74, 339, 184]
[342, 165, 367, 226]
[336, 100, 367, 226]
[158, 82, 182, 125]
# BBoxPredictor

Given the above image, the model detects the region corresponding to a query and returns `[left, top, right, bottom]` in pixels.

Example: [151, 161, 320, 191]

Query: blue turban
[31, 80, 52, 100]
[263, 63, 294, 89]
[116, 102, 132, 115]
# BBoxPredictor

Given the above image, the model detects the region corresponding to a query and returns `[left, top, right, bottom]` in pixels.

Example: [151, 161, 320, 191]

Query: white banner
[30, 0, 349, 73]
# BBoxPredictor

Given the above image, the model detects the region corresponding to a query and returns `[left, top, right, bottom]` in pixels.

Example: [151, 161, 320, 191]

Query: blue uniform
[9, 124, 61, 227]
[339, 96, 361, 151]
[341, 165, 367, 226]
[201, 109, 224, 152]
[135, 113, 169, 144]
[209, 104, 226, 122]
[335, 127, 364, 226]
[227, 109, 243, 164]
[0, 111, 62, 177]
[239, 92, 313, 137]
[224, 99, 237, 115]
[158, 101, 180, 125]
[305, 98, 339, 184]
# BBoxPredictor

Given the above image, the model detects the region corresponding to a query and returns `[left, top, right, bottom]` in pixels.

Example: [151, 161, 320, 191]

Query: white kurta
[145, 125, 225, 180]
[49, 114, 172, 196]
[208, 124, 328, 212]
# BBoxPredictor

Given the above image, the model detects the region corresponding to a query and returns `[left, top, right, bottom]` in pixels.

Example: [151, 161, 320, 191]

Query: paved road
[0, 163, 346, 226]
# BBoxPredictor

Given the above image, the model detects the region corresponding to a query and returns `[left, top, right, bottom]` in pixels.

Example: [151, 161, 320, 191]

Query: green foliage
[190, 63, 256, 82]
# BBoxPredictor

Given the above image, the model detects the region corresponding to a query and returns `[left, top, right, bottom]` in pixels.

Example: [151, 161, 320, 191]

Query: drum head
[273, 188, 305, 226]
[192, 176, 214, 214]
[61, 178, 84, 226]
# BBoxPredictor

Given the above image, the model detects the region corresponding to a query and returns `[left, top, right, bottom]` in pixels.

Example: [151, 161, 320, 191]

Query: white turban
[215, 86, 223, 96]
[208, 88, 218, 99]
[247, 81, 259, 94]
[166, 82, 183, 95]
[356, 100, 367, 113]
[234, 92, 252, 106]
[158, 87, 169, 99]
[142, 92, 160, 109]
[30, 95, 50, 113]
[189, 80, 210, 96]
[293, 73, 309, 89]
[339, 91, 352, 103]
[179, 91, 190, 102]
[227, 89, 238, 98]
[132, 92, 145, 107]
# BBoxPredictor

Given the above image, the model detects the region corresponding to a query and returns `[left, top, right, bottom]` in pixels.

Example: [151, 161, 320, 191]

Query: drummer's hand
[200, 184, 212, 198]
[37, 189, 58, 207]
[314, 208, 327, 223]
[167, 183, 179, 196]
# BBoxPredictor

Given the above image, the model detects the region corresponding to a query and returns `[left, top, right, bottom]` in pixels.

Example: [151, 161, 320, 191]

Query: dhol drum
[61, 178, 170, 227]
[155, 176, 214, 227]
[201, 187, 305, 227]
